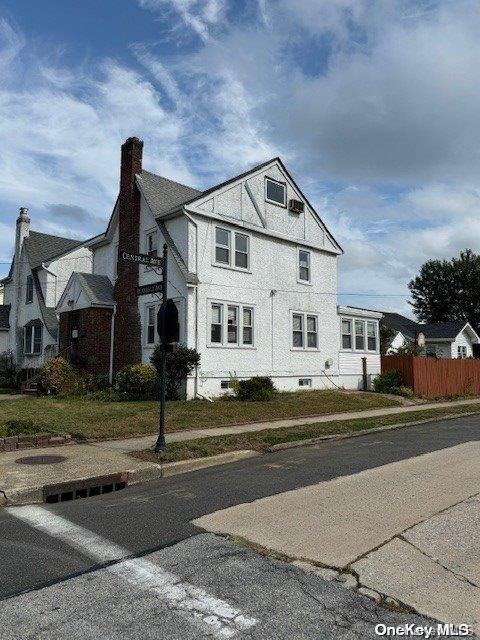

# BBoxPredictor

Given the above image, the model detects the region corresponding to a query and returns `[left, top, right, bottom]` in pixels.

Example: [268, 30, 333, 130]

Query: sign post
[154, 244, 168, 453]
[118, 244, 177, 454]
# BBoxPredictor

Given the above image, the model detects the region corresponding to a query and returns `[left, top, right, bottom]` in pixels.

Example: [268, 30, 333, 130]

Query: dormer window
[265, 178, 286, 206]
[26, 275, 33, 304]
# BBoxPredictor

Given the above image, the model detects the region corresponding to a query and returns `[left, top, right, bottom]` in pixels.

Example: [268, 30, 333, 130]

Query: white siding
[451, 329, 474, 358]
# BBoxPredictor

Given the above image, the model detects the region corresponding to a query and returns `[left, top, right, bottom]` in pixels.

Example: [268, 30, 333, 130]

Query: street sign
[136, 282, 163, 296]
[157, 299, 179, 344]
[118, 249, 164, 268]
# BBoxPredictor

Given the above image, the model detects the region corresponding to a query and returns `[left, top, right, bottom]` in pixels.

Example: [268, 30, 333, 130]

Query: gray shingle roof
[24, 231, 84, 268]
[137, 170, 202, 218]
[422, 321, 467, 340]
[381, 312, 419, 339]
[382, 312, 470, 341]
[76, 273, 114, 306]
[0, 304, 10, 329]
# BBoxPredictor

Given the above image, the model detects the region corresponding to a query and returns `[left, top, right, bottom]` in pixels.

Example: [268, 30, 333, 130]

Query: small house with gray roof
[381, 312, 480, 358]
[0, 208, 92, 368]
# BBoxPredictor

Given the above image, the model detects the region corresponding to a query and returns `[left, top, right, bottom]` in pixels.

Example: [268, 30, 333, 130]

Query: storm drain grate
[43, 473, 128, 503]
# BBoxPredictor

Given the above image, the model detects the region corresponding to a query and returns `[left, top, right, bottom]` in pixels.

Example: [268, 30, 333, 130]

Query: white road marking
[8, 505, 257, 639]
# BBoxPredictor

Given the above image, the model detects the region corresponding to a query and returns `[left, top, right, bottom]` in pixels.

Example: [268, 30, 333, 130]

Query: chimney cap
[18, 207, 30, 222]
[123, 136, 143, 146]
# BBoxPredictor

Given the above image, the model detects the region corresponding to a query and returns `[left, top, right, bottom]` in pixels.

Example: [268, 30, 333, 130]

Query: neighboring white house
[381, 312, 480, 358]
[0, 208, 92, 369]
[56, 137, 382, 396]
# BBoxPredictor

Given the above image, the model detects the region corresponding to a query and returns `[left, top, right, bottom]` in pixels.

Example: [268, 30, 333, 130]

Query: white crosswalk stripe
[8, 505, 257, 639]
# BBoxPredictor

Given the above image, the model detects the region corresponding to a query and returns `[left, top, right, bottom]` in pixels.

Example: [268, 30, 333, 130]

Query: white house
[55, 137, 381, 396]
[0, 208, 92, 369]
[381, 312, 480, 358]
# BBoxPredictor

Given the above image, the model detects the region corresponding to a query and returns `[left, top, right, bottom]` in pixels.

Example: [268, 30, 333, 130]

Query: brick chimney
[113, 137, 143, 373]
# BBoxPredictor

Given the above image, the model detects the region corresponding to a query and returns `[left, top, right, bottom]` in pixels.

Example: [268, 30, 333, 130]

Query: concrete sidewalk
[194, 442, 480, 631]
[92, 397, 480, 453]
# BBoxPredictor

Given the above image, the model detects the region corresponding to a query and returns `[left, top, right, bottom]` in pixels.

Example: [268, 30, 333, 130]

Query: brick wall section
[58, 308, 113, 375]
[0, 434, 72, 452]
[113, 136, 143, 374]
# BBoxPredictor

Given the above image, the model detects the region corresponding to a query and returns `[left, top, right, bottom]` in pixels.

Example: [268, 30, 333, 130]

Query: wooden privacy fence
[381, 355, 480, 397]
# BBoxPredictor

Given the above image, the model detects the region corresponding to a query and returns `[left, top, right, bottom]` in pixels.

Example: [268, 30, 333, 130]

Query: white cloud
[138, 0, 225, 42]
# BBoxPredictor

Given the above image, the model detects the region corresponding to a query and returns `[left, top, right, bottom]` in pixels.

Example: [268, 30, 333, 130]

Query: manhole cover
[15, 455, 67, 466]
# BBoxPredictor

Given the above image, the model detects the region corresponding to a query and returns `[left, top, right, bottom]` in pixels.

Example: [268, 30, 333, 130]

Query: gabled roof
[0, 304, 10, 330]
[381, 312, 420, 339]
[75, 273, 114, 307]
[24, 231, 84, 268]
[381, 312, 478, 342]
[422, 321, 469, 340]
[136, 157, 343, 253]
[136, 171, 202, 218]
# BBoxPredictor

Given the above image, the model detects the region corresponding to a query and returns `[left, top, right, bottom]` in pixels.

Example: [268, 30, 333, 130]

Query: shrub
[81, 373, 110, 393]
[115, 364, 157, 400]
[373, 370, 403, 395]
[39, 357, 78, 396]
[398, 386, 414, 398]
[151, 345, 201, 400]
[89, 389, 122, 402]
[4, 419, 50, 436]
[236, 376, 276, 401]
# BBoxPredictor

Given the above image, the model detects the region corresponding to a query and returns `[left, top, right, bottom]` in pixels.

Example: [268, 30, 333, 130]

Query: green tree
[409, 249, 480, 330]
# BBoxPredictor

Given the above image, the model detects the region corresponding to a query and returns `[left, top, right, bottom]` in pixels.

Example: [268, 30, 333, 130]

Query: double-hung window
[24, 323, 42, 355]
[26, 275, 33, 304]
[215, 228, 230, 265]
[146, 230, 157, 257]
[355, 320, 365, 350]
[298, 249, 311, 283]
[215, 227, 249, 270]
[146, 305, 156, 345]
[227, 306, 238, 344]
[458, 345, 467, 359]
[265, 178, 286, 206]
[341, 319, 352, 349]
[292, 312, 318, 349]
[209, 302, 254, 347]
[367, 321, 377, 351]
[234, 233, 249, 269]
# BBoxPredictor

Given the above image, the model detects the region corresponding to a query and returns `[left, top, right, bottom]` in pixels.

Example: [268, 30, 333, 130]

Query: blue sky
[1, 0, 480, 315]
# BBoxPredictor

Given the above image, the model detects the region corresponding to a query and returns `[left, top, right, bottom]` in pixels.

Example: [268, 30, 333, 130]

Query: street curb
[3, 411, 479, 507]
[160, 450, 260, 477]
[1, 451, 260, 506]
[267, 410, 480, 452]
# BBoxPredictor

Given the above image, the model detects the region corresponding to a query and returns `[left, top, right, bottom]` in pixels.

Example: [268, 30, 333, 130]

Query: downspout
[109, 303, 117, 385]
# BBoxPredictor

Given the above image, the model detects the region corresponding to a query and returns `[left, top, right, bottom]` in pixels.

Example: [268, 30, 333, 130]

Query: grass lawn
[132, 401, 480, 464]
[0, 389, 400, 440]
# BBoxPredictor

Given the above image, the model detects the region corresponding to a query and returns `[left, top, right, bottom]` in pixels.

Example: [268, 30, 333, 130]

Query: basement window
[298, 378, 312, 387]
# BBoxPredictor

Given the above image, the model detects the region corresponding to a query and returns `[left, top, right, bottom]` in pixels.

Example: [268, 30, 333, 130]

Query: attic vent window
[266, 178, 286, 206]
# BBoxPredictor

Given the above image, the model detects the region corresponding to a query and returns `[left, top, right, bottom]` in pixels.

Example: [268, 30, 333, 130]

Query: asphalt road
[1, 413, 480, 599]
